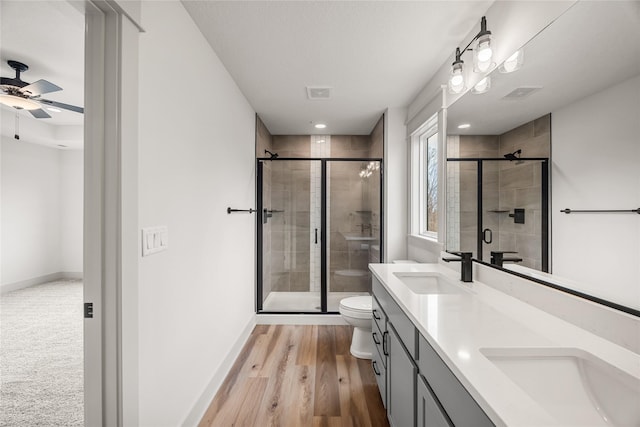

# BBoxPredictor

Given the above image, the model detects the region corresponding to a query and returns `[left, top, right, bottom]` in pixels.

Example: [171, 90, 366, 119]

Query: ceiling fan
[0, 59, 84, 119]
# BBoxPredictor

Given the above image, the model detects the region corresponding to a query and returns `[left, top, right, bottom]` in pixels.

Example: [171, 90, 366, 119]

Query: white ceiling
[0, 0, 84, 149]
[446, 1, 640, 136]
[181, 0, 492, 135]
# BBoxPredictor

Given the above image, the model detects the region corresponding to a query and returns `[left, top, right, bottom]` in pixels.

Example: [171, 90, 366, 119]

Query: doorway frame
[83, 1, 141, 425]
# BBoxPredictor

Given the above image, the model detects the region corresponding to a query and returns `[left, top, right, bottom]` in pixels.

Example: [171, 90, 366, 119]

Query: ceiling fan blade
[22, 79, 62, 96]
[38, 98, 84, 114]
[29, 108, 52, 119]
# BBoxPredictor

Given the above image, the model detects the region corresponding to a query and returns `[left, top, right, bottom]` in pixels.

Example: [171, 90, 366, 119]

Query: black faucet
[442, 251, 473, 282]
[490, 251, 523, 268]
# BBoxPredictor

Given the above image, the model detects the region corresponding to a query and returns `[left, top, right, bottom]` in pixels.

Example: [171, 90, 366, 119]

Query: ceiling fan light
[0, 94, 41, 110]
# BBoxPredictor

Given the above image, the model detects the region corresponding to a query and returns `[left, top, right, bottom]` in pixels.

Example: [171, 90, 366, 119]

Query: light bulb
[471, 76, 491, 94]
[448, 63, 465, 94]
[499, 49, 524, 73]
[477, 41, 492, 62]
[474, 34, 493, 72]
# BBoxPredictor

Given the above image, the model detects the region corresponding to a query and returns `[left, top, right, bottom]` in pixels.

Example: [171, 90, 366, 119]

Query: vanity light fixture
[499, 49, 524, 73]
[448, 16, 494, 94]
[471, 76, 491, 94]
[448, 48, 465, 94]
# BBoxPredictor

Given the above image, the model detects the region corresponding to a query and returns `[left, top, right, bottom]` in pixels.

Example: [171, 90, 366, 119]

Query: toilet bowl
[339, 296, 373, 359]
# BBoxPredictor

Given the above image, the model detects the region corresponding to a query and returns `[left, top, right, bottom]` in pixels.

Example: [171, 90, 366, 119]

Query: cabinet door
[417, 374, 452, 427]
[388, 325, 416, 427]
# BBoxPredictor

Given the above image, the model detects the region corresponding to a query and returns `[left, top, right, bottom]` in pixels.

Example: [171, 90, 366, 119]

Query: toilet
[339, 295, 373, 359]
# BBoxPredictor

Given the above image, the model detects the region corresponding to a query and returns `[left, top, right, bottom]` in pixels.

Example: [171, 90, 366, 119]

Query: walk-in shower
[257, 157, 383, 313]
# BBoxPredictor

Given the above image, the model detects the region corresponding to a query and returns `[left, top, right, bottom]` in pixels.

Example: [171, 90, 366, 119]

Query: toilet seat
[339, 296, 372, 319]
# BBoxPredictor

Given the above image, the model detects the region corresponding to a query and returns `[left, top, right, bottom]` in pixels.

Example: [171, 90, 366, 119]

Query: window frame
[410, 114, 439, 240]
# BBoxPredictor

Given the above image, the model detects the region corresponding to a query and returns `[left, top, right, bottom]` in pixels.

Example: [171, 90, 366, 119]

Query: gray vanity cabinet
[417, 373, 453, 427]
[372, 276, 495, 427]
[388, 324, 417, 427]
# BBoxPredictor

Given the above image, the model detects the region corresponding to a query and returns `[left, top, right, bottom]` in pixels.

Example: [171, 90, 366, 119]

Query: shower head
[264, 149, 279, 159]
[503, 149, 522, 161]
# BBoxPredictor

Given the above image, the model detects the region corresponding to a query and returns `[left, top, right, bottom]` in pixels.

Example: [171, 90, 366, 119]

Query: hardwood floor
[199, 325, 389, 427]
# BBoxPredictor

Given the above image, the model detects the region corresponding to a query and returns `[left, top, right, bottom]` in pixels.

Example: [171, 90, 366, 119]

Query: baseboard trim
[256, 314, 347, 325]
[181, 315, 257, 427]
[0, 271, 83, 294]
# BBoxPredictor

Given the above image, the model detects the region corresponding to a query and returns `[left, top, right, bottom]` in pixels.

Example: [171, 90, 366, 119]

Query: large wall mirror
[445, 1, 640, 313]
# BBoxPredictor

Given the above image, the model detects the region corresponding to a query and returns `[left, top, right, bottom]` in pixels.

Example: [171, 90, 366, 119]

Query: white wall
[384, 107, 408, 261]
[60, 149, 83, 273]
[138, 2, 256, 426]
[1, 138, 83, 289]
[552, 75, 640, 310]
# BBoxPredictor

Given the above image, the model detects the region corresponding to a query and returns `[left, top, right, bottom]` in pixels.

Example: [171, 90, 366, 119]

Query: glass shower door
[326, 160, 382, 312]
[258, 159, 321, 312]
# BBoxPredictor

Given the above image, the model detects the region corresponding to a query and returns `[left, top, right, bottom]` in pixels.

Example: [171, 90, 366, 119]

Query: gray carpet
[0, 279, 83, 426]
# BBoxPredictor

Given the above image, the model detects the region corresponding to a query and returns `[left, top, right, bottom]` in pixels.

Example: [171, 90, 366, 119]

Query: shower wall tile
[515, 187, 542, 210]
[459, 135, 499, 157]
[500, 163, 534, 189]
[369, 116, 384, 158]
[272, 135, 311, 158]
[256, 116, 273, 157]
[271, 273, 290, 292]
[533, 114, 551, 137]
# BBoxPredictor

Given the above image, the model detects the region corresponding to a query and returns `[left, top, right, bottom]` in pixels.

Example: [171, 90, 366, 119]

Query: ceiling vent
[306, 86, 332, 100]
[502, 86, 542, 99]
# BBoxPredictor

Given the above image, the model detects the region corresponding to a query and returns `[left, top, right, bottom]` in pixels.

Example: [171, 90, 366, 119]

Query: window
[421, 132, 438, 235]
[411, 114, 439, 239]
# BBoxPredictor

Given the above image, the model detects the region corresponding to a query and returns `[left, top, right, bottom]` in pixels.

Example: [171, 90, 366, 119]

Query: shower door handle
[483, 228, 493, 244]
[315, 228, 318, 244]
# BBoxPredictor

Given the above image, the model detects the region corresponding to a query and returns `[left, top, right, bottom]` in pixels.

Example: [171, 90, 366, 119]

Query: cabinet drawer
[372, 346, 387, 408]
[372, 295, 385, 332]
[373, 277, 417, 358]
[418, 335, 494, 427]
[372, 317, 387, 367]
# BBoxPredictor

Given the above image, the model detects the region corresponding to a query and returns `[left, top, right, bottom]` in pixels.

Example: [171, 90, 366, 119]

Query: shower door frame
[256, 157, 384, 314]
[447, 157, 550, 272]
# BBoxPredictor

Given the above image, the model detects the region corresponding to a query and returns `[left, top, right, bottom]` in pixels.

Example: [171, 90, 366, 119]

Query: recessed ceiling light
[314, 123, 327, 129]
[47, 107, 62, 113]
[458, 123, 471, 129]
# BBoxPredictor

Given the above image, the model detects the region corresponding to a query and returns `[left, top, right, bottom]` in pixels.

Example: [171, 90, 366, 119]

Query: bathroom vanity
[369, 263, 640, 427]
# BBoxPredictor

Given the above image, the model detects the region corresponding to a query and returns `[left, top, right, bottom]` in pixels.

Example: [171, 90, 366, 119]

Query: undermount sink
[393, 272, 466, 295]
[481, 347, 640, 426]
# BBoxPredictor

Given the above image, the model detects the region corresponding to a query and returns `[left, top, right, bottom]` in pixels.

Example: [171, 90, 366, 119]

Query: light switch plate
[142, 226, 168, 256]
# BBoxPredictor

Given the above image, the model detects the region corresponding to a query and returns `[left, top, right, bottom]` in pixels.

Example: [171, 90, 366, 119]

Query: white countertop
[369, 263, 640, 427]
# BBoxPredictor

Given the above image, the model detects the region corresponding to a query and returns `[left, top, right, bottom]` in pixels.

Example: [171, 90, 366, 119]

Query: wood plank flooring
[199, 325, 389, 427]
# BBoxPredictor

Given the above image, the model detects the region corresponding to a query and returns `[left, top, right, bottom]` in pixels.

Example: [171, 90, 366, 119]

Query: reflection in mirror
[446, 1, 640, 312]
